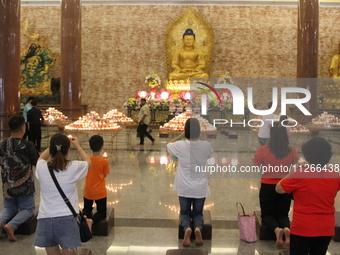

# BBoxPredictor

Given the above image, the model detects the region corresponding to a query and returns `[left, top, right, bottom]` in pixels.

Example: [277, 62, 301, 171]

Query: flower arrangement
[123, 98, 138, 109]
[145, 71, 161, 88]
[318, 94, 324, 104]
[218, 71, 233, 84]
[151, 99, 171, 111]
[170, 99, 187, 113]
[208, 100, 224, 111]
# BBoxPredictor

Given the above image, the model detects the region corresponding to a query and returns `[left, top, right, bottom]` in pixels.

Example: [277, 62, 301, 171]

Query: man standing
[258, 102, 275, 146]
[137, 98, 155, 146]
[0, 115, 39, 241]
[23, 96, 35, 140]
[27, 99, 44, 152]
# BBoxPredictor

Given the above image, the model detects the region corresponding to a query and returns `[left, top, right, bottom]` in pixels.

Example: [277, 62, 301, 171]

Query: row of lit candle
[43, 107, 70, 124]
[312, 112, 340, 125]
[159, 111, 217, 132]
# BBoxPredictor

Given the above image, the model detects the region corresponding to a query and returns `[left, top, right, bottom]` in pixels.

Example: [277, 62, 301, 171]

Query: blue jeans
[0, 196, 35, 230]
[179, 196, 205, 231]
[34, 215, 81, 249]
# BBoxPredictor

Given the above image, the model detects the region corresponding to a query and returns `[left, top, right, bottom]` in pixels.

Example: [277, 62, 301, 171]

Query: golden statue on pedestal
[169, 28, 209, 81]
[20, 33, 55, 95]
[319, 42, 340, 108]
[165, 7, 214, 87]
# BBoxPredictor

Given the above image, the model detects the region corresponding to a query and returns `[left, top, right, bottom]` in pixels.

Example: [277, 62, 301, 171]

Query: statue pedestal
[20, 78, 61, 105]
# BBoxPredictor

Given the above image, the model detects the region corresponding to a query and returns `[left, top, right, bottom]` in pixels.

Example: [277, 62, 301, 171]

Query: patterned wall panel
[20, 5, 340, 114]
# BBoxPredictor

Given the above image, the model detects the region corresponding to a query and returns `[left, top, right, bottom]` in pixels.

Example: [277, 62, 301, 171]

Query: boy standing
[83, 135, 110, 231]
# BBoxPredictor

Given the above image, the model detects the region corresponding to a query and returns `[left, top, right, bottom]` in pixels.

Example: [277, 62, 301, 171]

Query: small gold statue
[329, 42, 340, 78]
[168, 28, 209, 81]
[20, 33, 55, 95]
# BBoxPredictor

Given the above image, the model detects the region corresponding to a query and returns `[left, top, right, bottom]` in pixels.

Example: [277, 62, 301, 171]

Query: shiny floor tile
[1, 128, 340, 254]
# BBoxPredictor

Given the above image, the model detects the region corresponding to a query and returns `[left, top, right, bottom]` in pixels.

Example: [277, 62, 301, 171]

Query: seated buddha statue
[20, 33, 54, 95]
[329, 42, 340, 78]
[168, 28, 209, 81]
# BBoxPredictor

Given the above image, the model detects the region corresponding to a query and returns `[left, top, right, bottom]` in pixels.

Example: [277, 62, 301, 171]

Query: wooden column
[0, 0, 21, 138]
[60, 0, 82, 120]
[296, 0, 319, 122]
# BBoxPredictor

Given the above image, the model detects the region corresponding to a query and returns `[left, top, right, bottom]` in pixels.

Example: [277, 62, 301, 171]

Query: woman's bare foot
[275, 227, 284, 248]
[4, 224, 17, 241]
[182, 228, 192, 247]
[195, 227, 204, 246]
[0, 222, 3, 239]
[86, 218, 93, 233]
[283, 228, 290, 249]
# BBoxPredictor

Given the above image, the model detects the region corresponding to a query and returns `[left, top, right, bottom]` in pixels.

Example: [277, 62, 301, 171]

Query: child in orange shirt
[83, 135, 110, 231]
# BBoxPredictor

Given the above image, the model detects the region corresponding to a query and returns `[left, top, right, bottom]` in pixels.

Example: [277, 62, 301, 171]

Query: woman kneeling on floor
[167, 118, 213, 247]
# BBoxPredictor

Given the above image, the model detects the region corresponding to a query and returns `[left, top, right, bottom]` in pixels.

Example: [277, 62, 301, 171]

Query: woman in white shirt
[167, 118, 213, 247]
[34, 133, 91, 255]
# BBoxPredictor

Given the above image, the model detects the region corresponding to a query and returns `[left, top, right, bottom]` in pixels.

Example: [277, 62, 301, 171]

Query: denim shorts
[34, 215, 81, 249]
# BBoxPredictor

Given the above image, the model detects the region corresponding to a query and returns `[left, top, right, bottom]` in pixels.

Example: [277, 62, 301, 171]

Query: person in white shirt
[137, 98, 155, 145]
[258, 101, 275, 146]
[34, 133, 91, 255]
[167, 118, 213, 247]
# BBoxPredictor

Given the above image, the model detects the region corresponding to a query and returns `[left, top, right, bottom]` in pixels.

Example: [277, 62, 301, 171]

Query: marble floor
[1, 127, 340, 255]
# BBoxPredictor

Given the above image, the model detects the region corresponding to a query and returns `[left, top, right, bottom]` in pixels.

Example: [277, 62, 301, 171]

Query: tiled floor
[1, 127, 340, 255]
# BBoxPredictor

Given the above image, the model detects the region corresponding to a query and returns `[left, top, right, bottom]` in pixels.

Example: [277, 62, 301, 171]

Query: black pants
[259, 183, 291, 232]
[23, 123, 29, 140]
[28, 124, 42, 150]
[83, 197, 107, 224]
[290, 234, 332, 255]
[137, 123, 154, 145]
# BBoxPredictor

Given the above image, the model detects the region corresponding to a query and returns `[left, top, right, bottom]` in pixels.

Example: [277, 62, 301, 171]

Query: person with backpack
[0, 115, 39, 241]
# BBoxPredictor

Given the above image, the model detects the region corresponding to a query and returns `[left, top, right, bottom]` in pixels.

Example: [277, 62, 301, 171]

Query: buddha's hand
[182, 69, 195, 73]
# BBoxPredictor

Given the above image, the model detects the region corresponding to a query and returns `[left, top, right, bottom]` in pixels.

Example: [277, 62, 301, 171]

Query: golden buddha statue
[20, 33, 54, 95]
[168, 29, 209, 81]
[329, 42, 340, 78]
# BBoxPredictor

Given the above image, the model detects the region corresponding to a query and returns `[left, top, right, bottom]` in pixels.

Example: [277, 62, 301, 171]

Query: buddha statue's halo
[165, 7, 214, 78]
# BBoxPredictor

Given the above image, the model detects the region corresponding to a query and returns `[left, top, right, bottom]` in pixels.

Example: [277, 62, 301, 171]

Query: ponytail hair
[268, 122, 290, 159]
[48, 133, 70, 171]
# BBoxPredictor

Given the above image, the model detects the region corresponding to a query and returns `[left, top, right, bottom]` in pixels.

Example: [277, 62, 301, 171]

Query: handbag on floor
[49, 166, 92, 242]
[236, 202, 257, 243]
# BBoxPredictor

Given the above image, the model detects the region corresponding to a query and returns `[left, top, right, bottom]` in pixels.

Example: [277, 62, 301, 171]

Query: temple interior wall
[20, 5, 340, 114]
